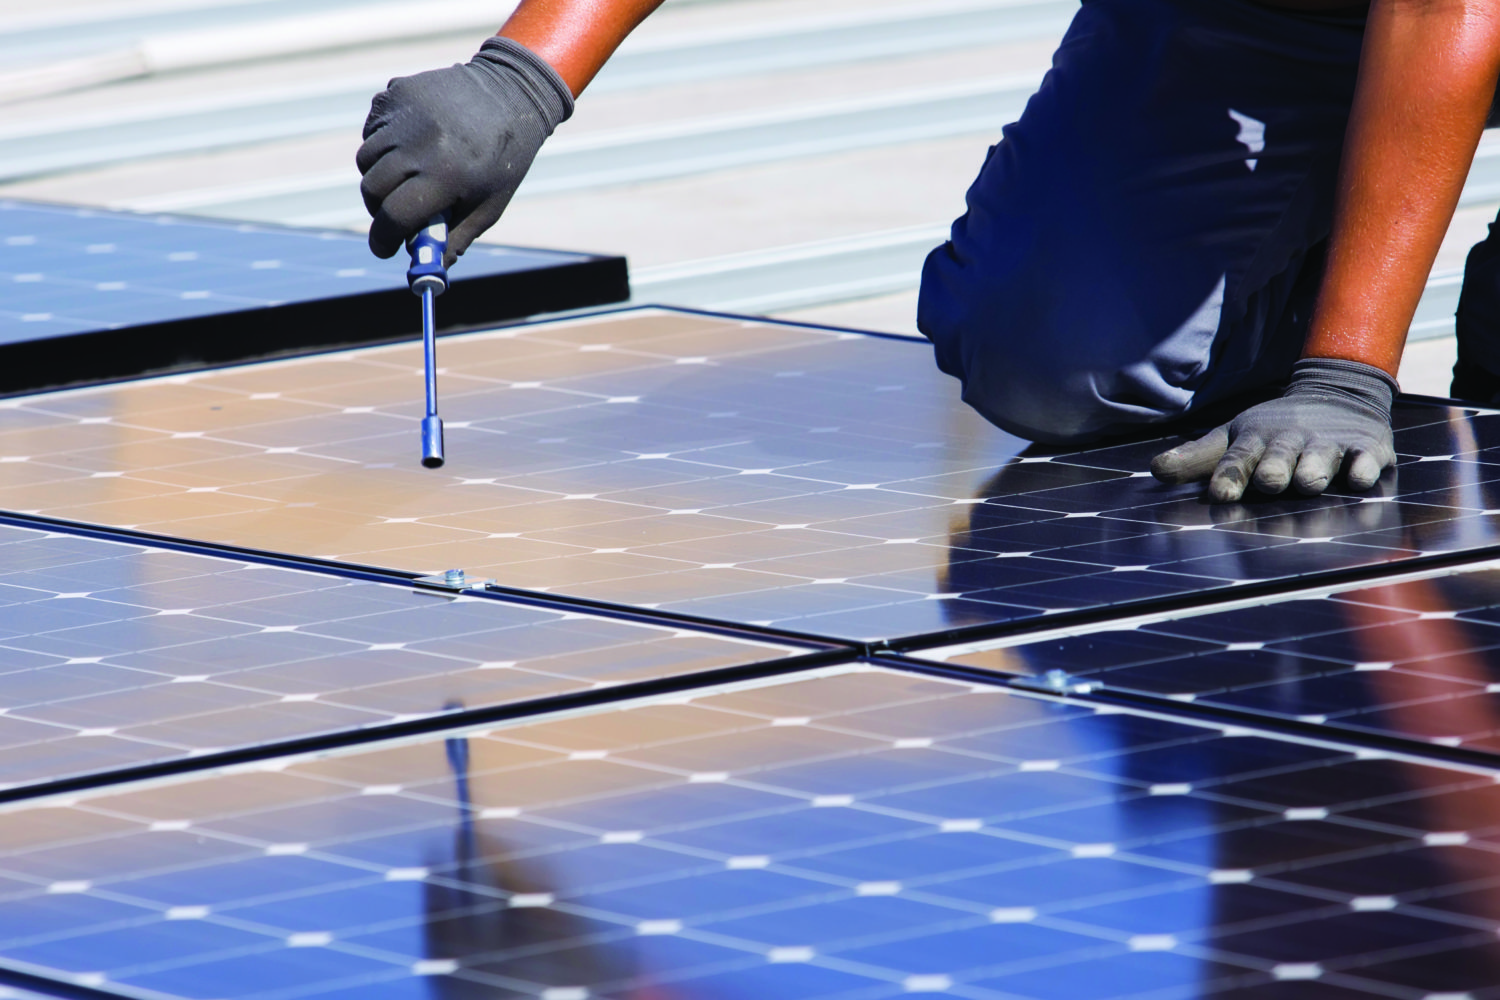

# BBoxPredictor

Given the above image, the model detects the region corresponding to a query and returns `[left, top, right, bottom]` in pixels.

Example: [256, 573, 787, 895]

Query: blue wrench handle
[406, 214, 449, 296]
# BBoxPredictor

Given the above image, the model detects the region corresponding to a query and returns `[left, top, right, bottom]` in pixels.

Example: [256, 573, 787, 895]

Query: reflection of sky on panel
[0, 522, 806, 791]
[937, 560, 1500, 758]
[3, 308, 1500, 642]
[0, 669, 1498, 999]
[0, 201, 589, 344]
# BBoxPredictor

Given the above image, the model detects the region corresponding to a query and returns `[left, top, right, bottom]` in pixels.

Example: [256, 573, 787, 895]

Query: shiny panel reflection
[930, 562, 1500, 756]
[0, 523, 802, 790]
[1, 307, 1497, 641]
[0, 200, 602, 345]
[0, 669, 1496, 999]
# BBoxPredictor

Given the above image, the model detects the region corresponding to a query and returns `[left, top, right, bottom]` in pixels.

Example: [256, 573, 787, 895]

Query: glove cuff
[1286, 357, 1399, 421]
[474, 36, 575, 132]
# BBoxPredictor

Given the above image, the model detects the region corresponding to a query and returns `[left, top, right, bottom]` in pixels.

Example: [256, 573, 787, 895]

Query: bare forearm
[499, 0, 667, 96]
[1304, 0, 1500, 375]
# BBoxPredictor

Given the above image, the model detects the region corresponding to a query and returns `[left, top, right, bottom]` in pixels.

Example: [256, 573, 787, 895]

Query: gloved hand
[1150, 357, 1399, 502]
[357, 37, 574, 266]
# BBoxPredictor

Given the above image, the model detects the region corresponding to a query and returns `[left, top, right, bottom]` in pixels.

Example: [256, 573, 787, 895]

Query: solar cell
[0, 201, 628, 394]
[918, 560, 1500, 757]
[0, 522, 814, 793]
[0, 667, 1497, 1000]
[0, 985, 62, 1000]
[0, 306, 1494, 643]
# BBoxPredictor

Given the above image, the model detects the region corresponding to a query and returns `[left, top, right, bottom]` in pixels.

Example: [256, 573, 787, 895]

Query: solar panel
[0, 201, 628, 394]
[0, 667, 1496, 1000]
[919, 560, 1500, 758]
[0, 521, 818, 793]
[10, 228, 1500, 1000]
[0, 306, 1495, 643]
[0, 985, 63, 1000]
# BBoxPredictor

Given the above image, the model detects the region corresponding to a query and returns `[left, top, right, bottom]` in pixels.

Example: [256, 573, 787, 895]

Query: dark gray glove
[357, 37, 573, 265]
[1151, 357, 1398, 502]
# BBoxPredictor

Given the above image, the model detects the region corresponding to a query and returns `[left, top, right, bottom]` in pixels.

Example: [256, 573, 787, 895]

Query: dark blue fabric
[918, 0, 1366, 443]
[1458, 216, 1500, 380]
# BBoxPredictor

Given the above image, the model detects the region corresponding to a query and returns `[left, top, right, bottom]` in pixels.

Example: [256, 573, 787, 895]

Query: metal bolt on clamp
[413, 568, 492, 592]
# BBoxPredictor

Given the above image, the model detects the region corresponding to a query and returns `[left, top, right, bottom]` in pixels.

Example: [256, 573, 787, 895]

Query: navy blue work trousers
[918, 0, 1403, 443]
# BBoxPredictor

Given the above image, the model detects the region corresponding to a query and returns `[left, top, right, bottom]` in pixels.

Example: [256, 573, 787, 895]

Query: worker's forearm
[1304, 0, 1500, 376]
[499, 0, 667, 96]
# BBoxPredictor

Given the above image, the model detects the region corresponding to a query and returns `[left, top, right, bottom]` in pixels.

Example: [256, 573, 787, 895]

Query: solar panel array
[6, 284, 1500, 998]
[2, 307, 1495, 643]
[923, 561, 1500, 759]
[7, 669, 1500, 1000]
[0, 522, 813, 791]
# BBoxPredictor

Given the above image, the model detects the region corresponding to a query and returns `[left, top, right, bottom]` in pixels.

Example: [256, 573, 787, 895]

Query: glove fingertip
[447, 198, 508, 255]
[1252, 472, 1289, 495]
[368, 236, 399, 260]
[1345, 454, 1384, 491]
[444, 227, 474, 266]
[1295, 469, 1332, 495]
[1292, 456, 1336, 495]
[1208, 462, 1250, 503]
[1150, 427, 1231, 484]
[1208, 477, 1246, 504]
[1149, 450, 1185, 483]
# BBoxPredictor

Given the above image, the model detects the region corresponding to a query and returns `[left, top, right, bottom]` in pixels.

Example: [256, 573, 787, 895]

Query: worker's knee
[947, 346, 1151, 446]
[918, 251, 1197, 445]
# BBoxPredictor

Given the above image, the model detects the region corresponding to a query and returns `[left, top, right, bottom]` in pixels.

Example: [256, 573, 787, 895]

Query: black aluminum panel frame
[0, 200, 629, 397]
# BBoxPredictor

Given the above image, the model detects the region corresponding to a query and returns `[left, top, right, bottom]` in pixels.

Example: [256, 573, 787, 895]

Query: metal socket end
[421, 415, 445, 469]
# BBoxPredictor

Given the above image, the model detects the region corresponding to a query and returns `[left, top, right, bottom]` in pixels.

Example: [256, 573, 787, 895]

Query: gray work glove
[1151, 357, 1398, 502]
[357, 37, 573, 266]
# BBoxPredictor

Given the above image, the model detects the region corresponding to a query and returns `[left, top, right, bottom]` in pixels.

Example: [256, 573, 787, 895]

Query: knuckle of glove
[362, 100, 392, 140]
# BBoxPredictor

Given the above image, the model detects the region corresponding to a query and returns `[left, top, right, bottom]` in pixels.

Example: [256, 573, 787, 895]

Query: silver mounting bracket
[413, 568, 492, 592]
[1010, 669, 1099, 696]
